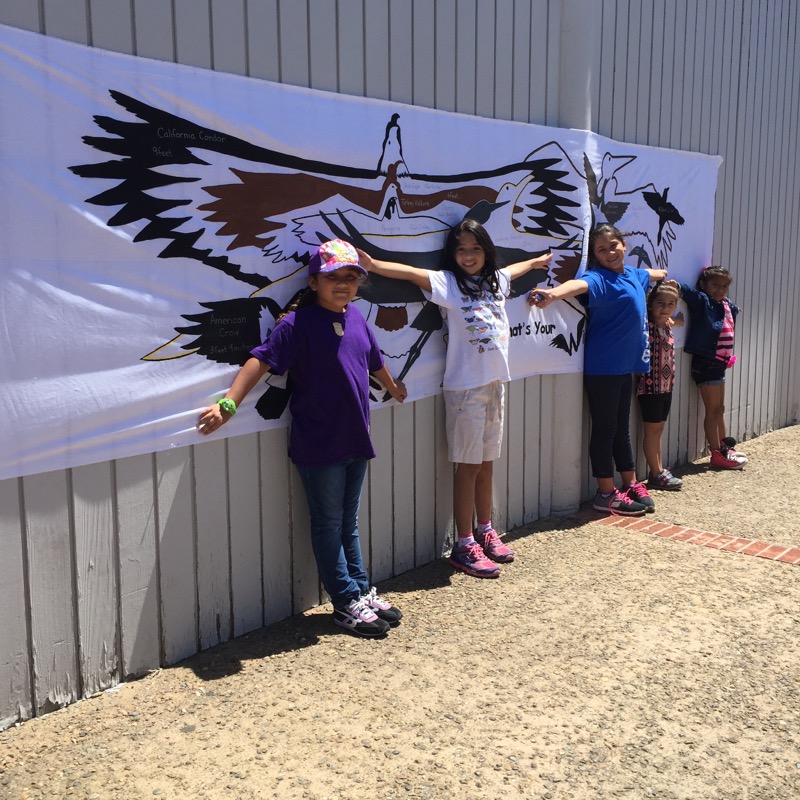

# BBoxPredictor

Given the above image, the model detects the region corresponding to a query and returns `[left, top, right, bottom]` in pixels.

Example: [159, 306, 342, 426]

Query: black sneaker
[333, 597, 390, 638]
[362, 587, 403, 627]
[720, 437, 748, 464]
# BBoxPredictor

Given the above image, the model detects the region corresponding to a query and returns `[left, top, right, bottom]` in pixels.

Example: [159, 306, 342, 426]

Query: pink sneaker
[448, 542, 501, 578]
[475, 528, 515, 562]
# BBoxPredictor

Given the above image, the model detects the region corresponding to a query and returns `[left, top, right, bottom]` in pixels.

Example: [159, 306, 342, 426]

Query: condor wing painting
[0, 23, 720, 479]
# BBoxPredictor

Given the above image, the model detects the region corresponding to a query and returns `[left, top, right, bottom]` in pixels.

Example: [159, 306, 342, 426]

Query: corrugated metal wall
[1, 0, 798, 728]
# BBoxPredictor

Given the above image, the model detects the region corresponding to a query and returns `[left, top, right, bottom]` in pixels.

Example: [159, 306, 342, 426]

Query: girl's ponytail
[278, 287, 318, 321]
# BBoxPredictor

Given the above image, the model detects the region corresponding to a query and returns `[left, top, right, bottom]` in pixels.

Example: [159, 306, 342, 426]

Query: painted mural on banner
[0, 24, 721, 480]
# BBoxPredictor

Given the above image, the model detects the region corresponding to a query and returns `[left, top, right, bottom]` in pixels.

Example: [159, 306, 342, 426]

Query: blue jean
[296, 458, 370, 608]
[583, 373, 636, 478]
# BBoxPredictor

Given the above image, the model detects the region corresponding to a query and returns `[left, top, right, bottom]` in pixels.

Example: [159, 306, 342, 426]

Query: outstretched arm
[357, 248, 433, 293]
[197, 356, 270, 435]
[527, 279, 589, 308]
[371, 365, 408, 403]
[505, 251, 553, 281]
[644, 269, 668, 281]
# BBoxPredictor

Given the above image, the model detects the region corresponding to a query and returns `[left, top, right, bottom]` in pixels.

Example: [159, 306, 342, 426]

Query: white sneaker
[362, 587, 403, 626]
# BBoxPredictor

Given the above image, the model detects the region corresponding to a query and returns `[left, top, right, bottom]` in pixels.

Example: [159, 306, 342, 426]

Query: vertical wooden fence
[0, 0, 798, 728]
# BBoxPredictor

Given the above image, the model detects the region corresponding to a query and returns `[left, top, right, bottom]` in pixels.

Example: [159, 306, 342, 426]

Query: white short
[443, 381, 505, 464]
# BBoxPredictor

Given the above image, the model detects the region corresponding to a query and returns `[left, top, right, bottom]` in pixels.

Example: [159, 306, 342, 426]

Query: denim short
[443, 380, 504, 464]
[690, 355, 726, 386]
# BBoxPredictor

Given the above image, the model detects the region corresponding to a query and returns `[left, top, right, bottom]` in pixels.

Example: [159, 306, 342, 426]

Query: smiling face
[453, 231, 486, 276]
[704, 275, 731, 302]
[591, 232, 627, 272]
[309, 266, 362, 312]
[650, 293, 678, 326]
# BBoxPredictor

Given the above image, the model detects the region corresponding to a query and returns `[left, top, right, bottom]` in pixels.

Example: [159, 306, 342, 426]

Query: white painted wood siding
[1, 0, 798, 727]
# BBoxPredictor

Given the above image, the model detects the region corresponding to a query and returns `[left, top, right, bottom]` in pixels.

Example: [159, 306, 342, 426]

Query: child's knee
[701, 395, 723, 416]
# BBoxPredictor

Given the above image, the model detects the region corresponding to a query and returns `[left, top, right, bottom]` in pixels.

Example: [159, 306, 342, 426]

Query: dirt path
[2, 426, 799, 800]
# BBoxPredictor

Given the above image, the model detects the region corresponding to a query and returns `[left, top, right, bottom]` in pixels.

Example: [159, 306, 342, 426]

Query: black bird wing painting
[585, 152, 632, 225]
[70, 90, 586, 416]
[549, 311, 587, 355]
[584, 150, 686, 270]
[641, 187, 685, 245]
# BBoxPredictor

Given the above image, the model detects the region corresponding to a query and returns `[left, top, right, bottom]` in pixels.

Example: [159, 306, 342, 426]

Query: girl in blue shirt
[529, 223, 666, 516]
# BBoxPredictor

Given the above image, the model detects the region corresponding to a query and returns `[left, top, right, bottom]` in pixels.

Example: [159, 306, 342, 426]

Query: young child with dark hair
[529, 223, 667, 516]
[679, 266, 746, 469]
[358, 218, 552, 578]
[197, 239, 407, 638]
[636, 280, 683, 489]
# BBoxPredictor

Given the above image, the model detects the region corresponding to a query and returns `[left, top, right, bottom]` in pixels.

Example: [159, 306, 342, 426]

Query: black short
[637, 392, 673, 423]
[690, 355, 726, 386]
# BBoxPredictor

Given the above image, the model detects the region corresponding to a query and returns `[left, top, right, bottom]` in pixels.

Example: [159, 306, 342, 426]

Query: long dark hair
[441, 217, 502, 299]
[587, 222, 627, 268]
[278, 287, 318, 321]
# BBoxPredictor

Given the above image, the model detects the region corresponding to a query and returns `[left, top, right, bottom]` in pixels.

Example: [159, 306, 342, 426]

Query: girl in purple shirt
[198, 240, 407, 639]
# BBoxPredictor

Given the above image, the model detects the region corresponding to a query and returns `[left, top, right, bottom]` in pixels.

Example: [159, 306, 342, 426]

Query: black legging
[583, 373, 636, 478]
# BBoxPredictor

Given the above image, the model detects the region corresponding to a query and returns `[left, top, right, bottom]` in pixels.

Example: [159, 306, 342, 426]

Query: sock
[476, 520, 493, 536]
[457, 534, 476, 548]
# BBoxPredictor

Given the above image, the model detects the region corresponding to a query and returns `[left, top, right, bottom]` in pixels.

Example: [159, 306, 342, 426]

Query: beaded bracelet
[217, 398, 237, 416]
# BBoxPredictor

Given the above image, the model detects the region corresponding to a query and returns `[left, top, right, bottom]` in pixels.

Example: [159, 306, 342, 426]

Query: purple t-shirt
[250, 303, 384, 467]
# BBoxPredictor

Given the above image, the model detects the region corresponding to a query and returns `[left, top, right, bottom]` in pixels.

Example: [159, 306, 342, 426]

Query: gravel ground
[1, 425, 799, 800]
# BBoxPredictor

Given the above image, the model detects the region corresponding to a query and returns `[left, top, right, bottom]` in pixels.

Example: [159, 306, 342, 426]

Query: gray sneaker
[592, 488, 647, 517]
[647, 469, 683, 490]
[625, 481, 656, 513]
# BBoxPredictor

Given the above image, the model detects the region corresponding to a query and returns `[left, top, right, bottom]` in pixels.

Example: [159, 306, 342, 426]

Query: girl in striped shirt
[679, 266, 747, 470]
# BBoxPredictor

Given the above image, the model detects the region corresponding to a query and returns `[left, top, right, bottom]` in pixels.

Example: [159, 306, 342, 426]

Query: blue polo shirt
[579, 266, 650, 375]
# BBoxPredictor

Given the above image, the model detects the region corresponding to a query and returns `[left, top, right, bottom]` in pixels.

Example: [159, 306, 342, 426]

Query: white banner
[0, 24, 721, 480]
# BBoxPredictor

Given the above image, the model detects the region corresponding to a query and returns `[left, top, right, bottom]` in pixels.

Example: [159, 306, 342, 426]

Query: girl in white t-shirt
[358, 218, 551, 578]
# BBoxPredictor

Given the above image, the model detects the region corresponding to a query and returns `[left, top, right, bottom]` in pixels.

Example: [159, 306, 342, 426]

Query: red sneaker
[710, 448, 744, 470]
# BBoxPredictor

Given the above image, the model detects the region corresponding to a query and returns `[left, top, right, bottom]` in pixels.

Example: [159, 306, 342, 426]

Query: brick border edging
[593, 515, 800, 565]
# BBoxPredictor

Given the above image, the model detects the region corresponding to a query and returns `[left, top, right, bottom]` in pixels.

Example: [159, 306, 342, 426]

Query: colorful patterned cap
[308, 239, 366, 276]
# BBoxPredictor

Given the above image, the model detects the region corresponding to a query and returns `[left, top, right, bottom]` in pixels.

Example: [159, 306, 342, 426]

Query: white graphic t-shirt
[425, 269, 512, 391]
